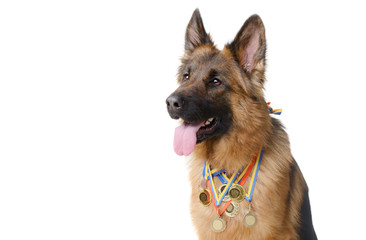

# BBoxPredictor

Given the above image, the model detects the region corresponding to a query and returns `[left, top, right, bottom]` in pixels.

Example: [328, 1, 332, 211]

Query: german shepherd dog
[166, 9, 317, 240]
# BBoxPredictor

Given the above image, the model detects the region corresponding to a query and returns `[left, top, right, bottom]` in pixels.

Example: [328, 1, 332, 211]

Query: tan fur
[169, 10, 313, 239]
[189, 123, 306, 240]
[184, 37, 306, 240]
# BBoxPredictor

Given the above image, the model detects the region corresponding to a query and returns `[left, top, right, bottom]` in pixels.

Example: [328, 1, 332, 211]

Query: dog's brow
[207, 69, 218, 80]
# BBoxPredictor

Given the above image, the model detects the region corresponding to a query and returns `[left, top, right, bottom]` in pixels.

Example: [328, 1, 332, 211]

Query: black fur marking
[286, 161, 296, 209]
[298, 187, 318, 240]
[166, 86, 233, 143]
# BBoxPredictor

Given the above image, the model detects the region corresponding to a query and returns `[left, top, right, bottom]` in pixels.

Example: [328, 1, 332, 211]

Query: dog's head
[166, 9, 271, 157]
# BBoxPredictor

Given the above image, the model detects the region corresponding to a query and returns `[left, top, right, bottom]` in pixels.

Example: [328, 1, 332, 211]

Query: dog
[166, 9, 317, 240]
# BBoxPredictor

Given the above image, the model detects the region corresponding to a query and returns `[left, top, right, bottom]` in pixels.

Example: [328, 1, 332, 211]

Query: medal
[200, 146, 264, 231]
[228, 184, 245, 202]
[243, 212, 257, 228]
[218, 184, 230, 202]
[199, 189, 211, 206]
[224, 202, 240, 218]
[210, 217, 226, 232]
[244, 202, 257, 227]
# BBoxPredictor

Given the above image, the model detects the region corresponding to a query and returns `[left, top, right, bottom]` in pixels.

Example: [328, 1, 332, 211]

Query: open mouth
[196, 117, 219, 143]
[173, 117, 219, 156]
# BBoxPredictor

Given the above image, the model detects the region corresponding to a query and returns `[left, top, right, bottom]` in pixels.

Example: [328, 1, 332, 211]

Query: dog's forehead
[184, 46, 234, 73]
[190, 47, 219, 61]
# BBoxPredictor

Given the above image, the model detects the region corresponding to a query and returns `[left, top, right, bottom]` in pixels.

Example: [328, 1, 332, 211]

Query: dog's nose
[166, 95, 184, 110]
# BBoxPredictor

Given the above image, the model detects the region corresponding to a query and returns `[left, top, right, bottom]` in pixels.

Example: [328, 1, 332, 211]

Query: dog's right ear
[185, 9, 213, 52]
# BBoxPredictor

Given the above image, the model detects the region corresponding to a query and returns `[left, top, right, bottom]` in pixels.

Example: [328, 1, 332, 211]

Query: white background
[1, 0, 365, 239]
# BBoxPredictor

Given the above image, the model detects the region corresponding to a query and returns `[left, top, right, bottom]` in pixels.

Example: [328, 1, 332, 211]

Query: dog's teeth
[204, 118, 214, 126]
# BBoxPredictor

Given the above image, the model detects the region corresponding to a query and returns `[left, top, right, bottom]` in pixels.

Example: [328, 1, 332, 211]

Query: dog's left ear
[228, 15, 266, 74]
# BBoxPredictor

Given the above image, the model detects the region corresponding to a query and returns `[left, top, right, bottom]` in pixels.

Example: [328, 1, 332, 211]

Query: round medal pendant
[218, 184, 230, 202]
[224, 202, 240, 218]
[199, 189, 211, 206]
[243, 212, 257, 228]
[210, 217, 226, 232]
[228, 184, 245, 202]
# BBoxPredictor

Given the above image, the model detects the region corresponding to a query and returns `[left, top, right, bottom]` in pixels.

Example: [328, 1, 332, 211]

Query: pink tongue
[174, 122, 203, 156]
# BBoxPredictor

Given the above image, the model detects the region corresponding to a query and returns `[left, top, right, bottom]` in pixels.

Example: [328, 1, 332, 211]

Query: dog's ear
[228, 15, 266, 74]
[185, 9, 213, 52]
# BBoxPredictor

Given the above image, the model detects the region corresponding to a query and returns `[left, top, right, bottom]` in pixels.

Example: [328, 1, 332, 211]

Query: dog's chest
[190, 165, 274, 239]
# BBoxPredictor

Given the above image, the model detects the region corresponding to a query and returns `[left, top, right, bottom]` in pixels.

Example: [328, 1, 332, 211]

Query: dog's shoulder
[271, 118, 318, 239]
[298, 180, 318, 239]
[289, 159, 317, 240]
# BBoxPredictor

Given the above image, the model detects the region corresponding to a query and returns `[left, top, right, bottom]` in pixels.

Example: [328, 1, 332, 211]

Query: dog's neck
[193, 98, 273, 172]
[193, 123, 271, 172]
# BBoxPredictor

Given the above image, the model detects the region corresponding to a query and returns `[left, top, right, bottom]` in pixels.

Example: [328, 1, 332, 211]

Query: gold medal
[228, 184, 245, 202]
[210, 217, 226, 232]
[199, 189, 211, 206]
[218, 184, 230, 202]
[224, 202, 240, 218]
[243, 212, 257, 228]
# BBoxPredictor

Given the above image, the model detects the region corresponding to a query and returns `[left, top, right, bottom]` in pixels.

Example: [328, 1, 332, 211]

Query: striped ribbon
[245, 146, 263, 201]
[203, 146, 264, 206]
[267, 102, 282, 115]
[207, 166, 239, 206]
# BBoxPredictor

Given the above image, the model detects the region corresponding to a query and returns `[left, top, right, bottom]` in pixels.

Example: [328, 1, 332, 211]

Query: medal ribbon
[236, 154, 257, 184]
[203, 164, 229, 184]
[203, 149, 259, 187]
[207, 165, 239, 206]
[267, 102, 282, 115]
[202, 146, 264, 215]
[245, 146, 264, 201]
[207, 179, 233, 216]
[206, 153, 257, 216]
[203, 162, 226, 181]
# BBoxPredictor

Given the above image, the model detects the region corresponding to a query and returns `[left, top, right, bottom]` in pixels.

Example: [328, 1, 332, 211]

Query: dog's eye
[211, 78, 222, 86]
[183, 73, 189, 81]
